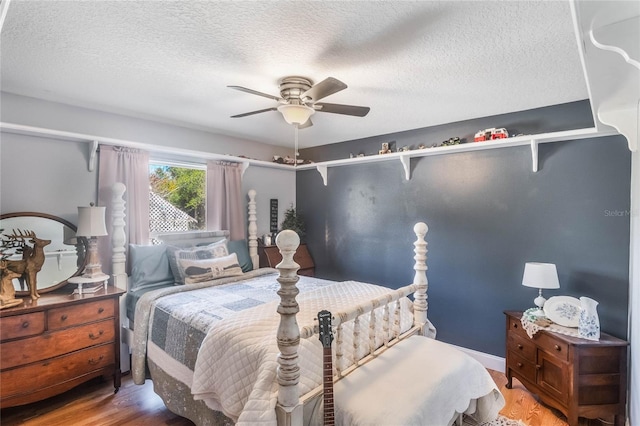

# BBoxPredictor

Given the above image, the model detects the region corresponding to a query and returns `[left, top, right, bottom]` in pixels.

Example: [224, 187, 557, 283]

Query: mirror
[0, 212, 87, 295]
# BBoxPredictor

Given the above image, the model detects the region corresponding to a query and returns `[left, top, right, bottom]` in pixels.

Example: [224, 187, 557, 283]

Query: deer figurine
[0, 260, 24, 309]
[3, 230, 51, 300]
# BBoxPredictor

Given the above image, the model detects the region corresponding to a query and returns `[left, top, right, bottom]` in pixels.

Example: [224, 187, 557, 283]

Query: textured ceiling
[1, 1, 589, 149]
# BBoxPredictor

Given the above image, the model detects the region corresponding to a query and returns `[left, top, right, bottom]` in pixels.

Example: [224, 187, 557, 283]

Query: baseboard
[447, 342, 506, 373]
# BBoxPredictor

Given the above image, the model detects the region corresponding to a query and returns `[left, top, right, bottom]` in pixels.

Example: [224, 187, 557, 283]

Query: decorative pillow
[167, 239, 229, 285]
[178, 253, 243, 284]
[227, 239, 253, 272]
[129, 244, 175, 290]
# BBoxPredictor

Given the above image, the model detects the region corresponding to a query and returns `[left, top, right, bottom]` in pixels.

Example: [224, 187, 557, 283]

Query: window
[149, 162, 206, 234]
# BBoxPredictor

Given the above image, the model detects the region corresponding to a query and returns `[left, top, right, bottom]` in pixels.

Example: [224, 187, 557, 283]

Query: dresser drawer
[507, 332, 536, 362]
[507, 316, 529, 340]
[1, 318, 115, 370]
[536, 332, 569, 362]
[1, 343, 115, 397]
[48, 300, 114, 330]
[508, 351, 537, 383]
[0, 312, 45, 341]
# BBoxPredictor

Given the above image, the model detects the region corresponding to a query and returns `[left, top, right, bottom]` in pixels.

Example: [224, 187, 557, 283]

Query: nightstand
[504, 311, 628, 426]
[258, 243, 315, 276]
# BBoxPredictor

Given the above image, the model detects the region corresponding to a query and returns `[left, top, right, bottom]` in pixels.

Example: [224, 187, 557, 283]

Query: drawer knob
[516, 362, 523, 368]
[517, 344, 523, 349]
[61, 314, 68, 321]
[89, 330, 104, 340]
[21, 321, 30, 328]
[554, 344, 561, 351]
[88, 355, 104, 365]
[512, 323, 518, 329]
[536, 364, 542, 370]
[98, 307, 105, 314]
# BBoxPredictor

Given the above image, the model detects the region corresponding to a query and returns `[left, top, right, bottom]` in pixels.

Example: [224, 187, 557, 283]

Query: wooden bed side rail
[275, 221, 429, 426]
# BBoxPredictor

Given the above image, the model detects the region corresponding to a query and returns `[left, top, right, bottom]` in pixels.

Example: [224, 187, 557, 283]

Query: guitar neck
[322, 346, 335, 425]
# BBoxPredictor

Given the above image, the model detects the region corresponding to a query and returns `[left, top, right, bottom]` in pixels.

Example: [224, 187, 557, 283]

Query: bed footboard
[274, 222, 431, 426]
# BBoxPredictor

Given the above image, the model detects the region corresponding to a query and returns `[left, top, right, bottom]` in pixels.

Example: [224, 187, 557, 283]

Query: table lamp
[76, 204, 108, 278]
[522, 262, 560, 316]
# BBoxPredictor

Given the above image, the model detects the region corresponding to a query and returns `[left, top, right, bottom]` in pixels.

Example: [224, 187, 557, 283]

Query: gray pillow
[166, 239, 229, 285]
[129, 244, 175, 290]
[227, 239, 253, 272]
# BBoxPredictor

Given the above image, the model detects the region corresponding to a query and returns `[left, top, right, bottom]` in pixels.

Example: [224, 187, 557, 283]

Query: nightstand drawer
[48, 300, 114, 330]
[536, 333, 569, 361]
[508, 351, 537, 383]
[507, 317, 529, 340]
[1, 318, 115, 369]
[0, 312, 45, 341]
[507, 333, 536, 362]
[1, 343, 115, 397]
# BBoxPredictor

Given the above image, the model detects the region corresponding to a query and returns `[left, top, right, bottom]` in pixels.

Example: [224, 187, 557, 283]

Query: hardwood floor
[1, 370, 611, 425]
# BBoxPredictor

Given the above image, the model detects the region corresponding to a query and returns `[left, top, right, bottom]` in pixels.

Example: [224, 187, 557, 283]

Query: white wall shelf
[295, 127, 619, 185]
[0, 122, 295, 174]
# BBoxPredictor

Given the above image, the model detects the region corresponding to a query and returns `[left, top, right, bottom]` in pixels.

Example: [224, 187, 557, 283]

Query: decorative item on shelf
[76, 204, 108, 278]
[522, 262, 560, 316]
[378, 141, 395, 155]
[357, 153, 365, 158]
[578, 296, 600, 341]
[0, 229, 51, 301]
[280, 205, 305, 241]
[441, 137, 461, 146]
[474, 127, 509, 142]
[418, 143, 426, 149]
[399, 146, 410, 152]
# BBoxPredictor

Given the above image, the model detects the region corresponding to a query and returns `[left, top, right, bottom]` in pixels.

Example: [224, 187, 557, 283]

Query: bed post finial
[412, 222, 429, 335]
[247, 189, 259, 270]
[111, 182, 127, 290]
[275, 230, 303, 426]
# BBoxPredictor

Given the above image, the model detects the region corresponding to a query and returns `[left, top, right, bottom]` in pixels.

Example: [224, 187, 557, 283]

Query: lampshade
[522, 262, 560, 289]
[277, 104, 315, 125]
[76, 206, 108, 237]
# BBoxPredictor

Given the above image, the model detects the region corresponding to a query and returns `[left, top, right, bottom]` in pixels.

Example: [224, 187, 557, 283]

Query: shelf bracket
[88, 140, 98, 172]
[316, 165, 328, 186]
[530, 139, 539, 172]
[399, 154, 411, 180]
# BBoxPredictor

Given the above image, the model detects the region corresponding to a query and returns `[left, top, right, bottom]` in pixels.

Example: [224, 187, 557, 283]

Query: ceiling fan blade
[299, 118, 313, 129]
[301, 77, 347, 102]
[230, 107, 277, 118]
[228, 85, 282, 102]
[315, 102, 370, 117]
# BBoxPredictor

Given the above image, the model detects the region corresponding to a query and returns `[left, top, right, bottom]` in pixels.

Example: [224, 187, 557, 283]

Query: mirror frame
[0, 211, 88, 295]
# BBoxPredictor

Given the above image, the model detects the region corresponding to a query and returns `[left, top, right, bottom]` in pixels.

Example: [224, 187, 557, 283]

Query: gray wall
[1, 94, 296, 236]
[297, 102, 631, 357]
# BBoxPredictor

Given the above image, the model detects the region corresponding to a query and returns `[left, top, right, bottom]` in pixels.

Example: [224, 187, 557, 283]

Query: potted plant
[280, 205, 306, 241]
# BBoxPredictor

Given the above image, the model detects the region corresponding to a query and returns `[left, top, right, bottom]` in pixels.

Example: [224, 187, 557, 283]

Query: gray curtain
[97, 145, 150, 275]
[206, 161, 244, 241]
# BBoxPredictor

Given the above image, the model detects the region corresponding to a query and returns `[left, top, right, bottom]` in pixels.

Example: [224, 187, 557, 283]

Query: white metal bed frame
[110, 182, 431, 426]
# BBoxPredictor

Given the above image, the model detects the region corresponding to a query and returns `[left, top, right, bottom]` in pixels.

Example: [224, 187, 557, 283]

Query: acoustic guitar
[317, 310, 335, 426]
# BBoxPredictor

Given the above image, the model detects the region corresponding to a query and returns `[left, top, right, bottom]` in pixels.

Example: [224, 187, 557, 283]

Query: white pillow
[178, 253, 243, 284]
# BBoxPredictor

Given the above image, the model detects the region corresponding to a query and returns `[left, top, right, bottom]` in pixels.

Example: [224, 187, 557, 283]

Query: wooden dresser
[504, 311, 628, 426]
[258, 243, 315, 276]
[0, 286, 125, 408]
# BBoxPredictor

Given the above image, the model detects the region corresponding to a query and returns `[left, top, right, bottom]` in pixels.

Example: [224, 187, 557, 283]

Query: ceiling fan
[228, 76, 370, 128]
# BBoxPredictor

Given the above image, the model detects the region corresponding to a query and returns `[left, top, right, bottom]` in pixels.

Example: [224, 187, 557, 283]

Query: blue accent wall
[297, 101, 630, 357]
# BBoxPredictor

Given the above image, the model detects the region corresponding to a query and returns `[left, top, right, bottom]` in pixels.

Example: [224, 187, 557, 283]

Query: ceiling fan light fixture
[277, 104, 315, 125]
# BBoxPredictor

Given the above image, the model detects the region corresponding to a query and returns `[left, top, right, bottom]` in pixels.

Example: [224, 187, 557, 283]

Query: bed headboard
[110, 182, 260, 290]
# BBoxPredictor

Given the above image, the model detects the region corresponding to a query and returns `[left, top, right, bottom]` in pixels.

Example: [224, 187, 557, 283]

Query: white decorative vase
[578, 296, 600, 341]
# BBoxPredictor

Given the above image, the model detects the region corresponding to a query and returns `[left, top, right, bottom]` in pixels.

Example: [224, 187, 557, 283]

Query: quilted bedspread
[191, 280, 413, 425]
[131, 269, 414, 425]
